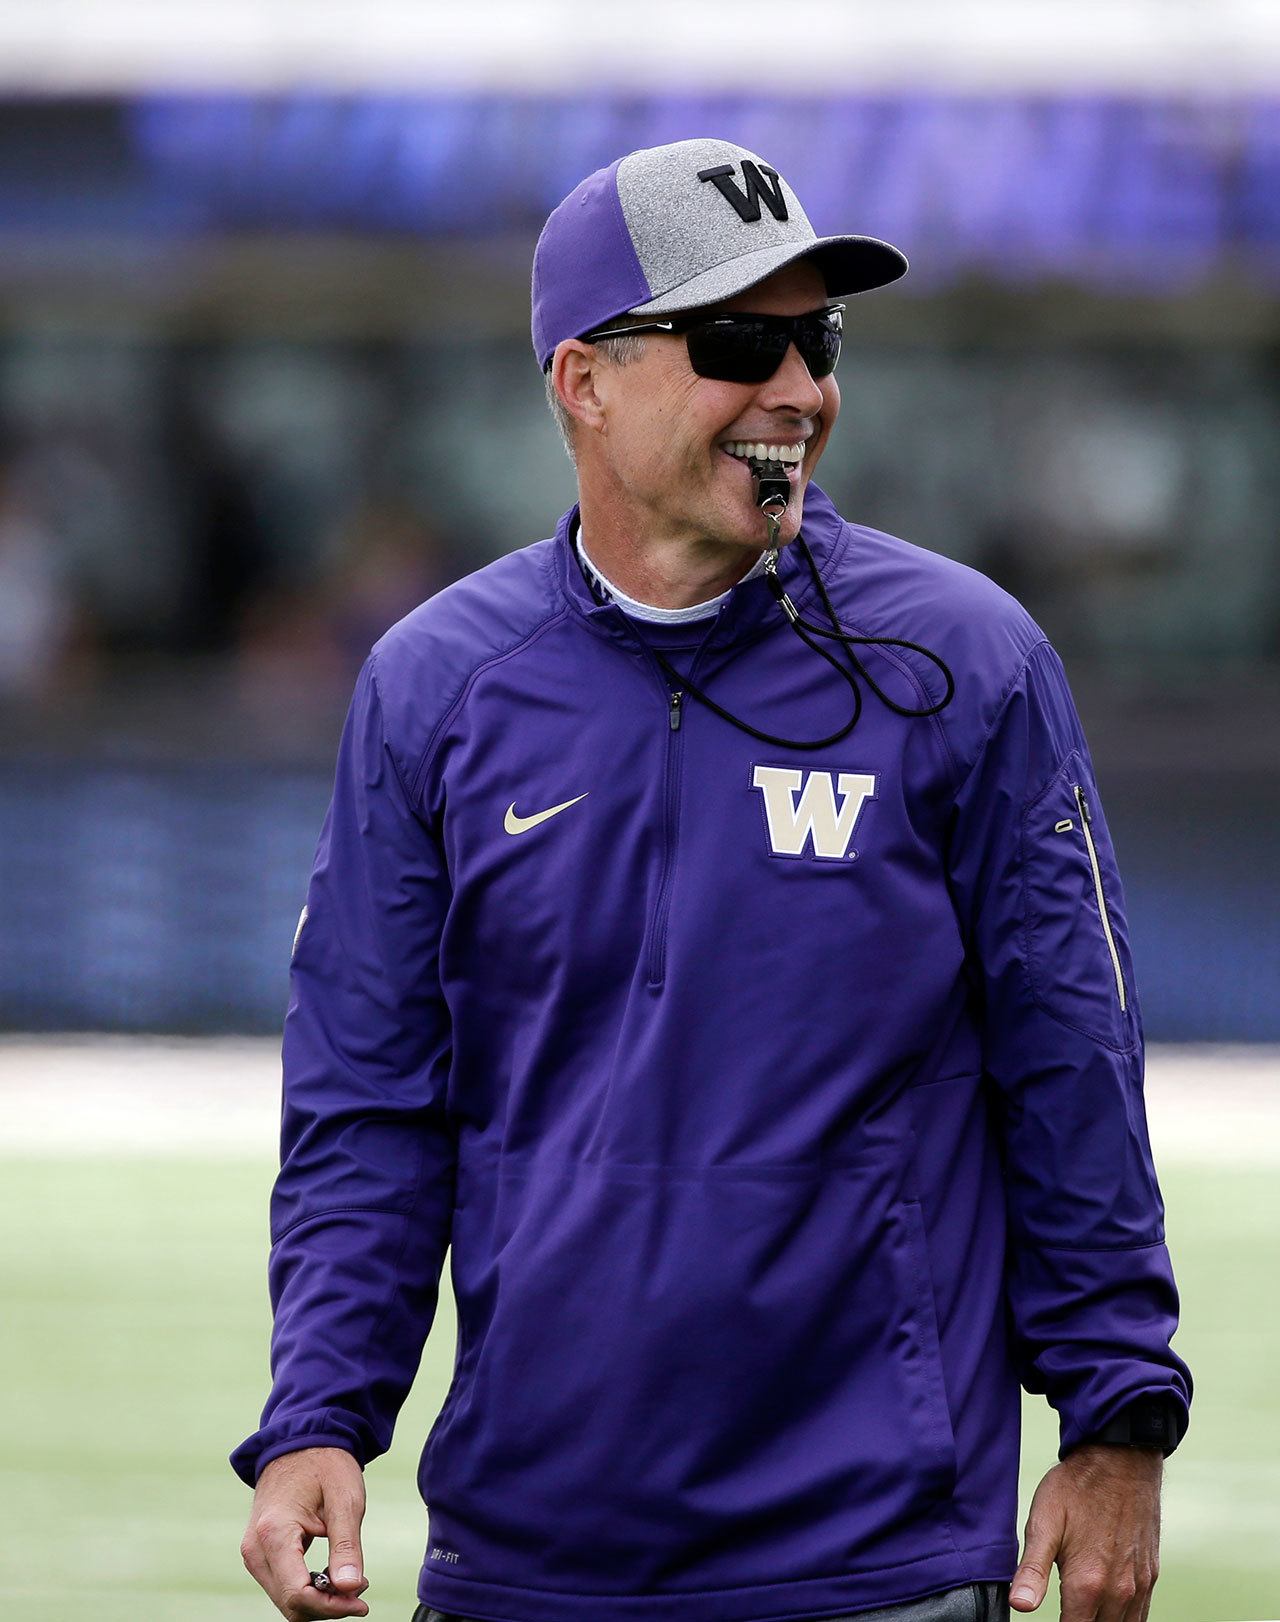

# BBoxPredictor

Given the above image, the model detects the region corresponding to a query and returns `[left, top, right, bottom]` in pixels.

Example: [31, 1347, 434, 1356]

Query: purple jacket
[231, 484, 1191, 1622]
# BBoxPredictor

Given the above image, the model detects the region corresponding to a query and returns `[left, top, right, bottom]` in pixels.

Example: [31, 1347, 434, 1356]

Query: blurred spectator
[323, 495, 452, 662]
[233, 496, 454, 724]
[162, 384, 273, 654]
[0, 441, 98, 705]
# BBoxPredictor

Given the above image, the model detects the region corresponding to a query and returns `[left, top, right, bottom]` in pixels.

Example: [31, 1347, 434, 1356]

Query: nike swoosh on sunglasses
[581, 303, 845, 385]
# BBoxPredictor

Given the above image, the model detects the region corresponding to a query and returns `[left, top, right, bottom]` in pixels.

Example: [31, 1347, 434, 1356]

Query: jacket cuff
[229, 1408, 371, 1488]
[1060, 1387, 1190, 1461]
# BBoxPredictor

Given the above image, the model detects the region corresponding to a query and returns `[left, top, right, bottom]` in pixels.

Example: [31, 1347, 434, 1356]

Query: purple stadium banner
[1, 93, 1277, 289]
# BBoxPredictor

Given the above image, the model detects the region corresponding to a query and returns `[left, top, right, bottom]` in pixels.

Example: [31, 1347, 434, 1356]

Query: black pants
[413, 1581, 1011, 1622]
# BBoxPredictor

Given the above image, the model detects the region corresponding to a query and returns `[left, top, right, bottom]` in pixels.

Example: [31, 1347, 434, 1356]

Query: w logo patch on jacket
[751, 766, 878, 861]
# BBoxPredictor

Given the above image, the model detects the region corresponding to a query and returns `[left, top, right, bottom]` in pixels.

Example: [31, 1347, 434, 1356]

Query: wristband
[1083, 1395, 1183, 1457]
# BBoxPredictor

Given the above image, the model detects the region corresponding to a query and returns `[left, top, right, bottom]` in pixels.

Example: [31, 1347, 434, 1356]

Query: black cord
[793, 534, 956, 718]
[650, 534, 955, 749]
[652, 611, 863, 749]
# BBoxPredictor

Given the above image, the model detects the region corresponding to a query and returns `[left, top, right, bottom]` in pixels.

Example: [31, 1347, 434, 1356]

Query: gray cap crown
[619, 137, 906, 318]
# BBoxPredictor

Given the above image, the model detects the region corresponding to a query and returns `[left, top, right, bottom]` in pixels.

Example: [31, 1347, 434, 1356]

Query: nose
[759, 340, 825, 417]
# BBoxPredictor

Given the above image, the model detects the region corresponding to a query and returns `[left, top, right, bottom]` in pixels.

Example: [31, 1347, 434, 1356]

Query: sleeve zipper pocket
[1071, 783, 1127, 1012]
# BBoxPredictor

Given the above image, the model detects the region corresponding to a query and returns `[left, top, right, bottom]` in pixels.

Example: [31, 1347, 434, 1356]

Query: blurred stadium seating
[0, 4, 1276, 1035]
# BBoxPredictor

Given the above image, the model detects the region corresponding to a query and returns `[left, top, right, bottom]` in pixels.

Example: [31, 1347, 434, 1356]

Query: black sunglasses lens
[684, 313, 840, 383]
[798, 314, 841, 378]
[685, 319, 785, 384]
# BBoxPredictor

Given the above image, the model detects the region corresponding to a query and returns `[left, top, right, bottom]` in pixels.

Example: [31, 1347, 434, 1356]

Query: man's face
[586, 259, 839, 553]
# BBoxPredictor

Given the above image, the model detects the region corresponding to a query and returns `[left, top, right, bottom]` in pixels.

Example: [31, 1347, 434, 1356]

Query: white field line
[0, 1036, 1276, 1163]
[0, 1035, 282, 1157]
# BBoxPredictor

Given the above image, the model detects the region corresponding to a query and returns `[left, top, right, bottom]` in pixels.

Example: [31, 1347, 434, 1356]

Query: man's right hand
[240, 1446, 371, 1620]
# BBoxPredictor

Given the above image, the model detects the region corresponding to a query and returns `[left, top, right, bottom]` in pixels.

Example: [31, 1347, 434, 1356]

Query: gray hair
[544, 318, 649, 465]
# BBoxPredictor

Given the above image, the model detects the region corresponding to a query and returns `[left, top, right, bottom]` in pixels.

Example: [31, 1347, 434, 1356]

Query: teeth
[723, 440, 806, 463]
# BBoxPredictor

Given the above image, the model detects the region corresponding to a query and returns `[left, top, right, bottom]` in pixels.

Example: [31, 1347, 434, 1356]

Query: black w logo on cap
[697, 161, 789, 224]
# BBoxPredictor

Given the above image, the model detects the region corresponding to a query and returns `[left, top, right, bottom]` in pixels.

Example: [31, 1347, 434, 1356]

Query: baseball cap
[531, 137, 907, 372]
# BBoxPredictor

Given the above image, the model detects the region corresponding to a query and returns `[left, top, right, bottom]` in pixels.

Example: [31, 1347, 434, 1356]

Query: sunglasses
[580, 303, 845, 385]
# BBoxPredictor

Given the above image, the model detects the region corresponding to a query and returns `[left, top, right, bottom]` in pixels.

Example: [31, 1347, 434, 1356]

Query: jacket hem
[417, 1540, 1018, 1622]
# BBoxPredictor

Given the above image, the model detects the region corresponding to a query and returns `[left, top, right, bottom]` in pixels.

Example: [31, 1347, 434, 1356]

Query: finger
[1011, 1505, 1061, 1612]
[275, 1570, 371, 1620]
[259, 1521, 368, 1620]
[240, 1527, 272, 1594]
[1128, 1559, 1159, 1622]
[281, 1576, 371, 1621]
[323, 1489, 369, 1597]
[1096, 1570, 1138, 1622]
[1058, 1564, 1107, 1622]
[310, 1566, 372, 1607]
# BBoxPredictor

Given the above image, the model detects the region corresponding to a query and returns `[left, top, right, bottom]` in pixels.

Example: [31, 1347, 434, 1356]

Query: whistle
[750, 457, 790, 547]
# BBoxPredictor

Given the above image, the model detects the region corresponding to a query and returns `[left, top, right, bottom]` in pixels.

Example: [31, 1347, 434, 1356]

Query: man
[233, 139, 1192, 1622]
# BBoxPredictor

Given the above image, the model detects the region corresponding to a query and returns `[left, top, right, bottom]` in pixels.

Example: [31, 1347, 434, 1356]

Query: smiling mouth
[720, 441, 806, 484]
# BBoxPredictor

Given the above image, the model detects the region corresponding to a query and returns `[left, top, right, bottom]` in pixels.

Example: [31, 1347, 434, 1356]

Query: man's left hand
[1010, 1445, 1163, 1622]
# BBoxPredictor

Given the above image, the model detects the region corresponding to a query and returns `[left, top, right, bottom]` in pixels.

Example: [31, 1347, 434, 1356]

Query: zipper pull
[1075, 785, 1093, 825]
[669, 690, 683, 731]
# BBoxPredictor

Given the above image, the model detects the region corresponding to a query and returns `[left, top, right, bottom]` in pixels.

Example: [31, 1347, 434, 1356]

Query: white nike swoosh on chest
[503, 792, 590, 835]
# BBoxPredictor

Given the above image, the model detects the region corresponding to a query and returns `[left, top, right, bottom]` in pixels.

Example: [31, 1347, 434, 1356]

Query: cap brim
[627, 234, 907, 318]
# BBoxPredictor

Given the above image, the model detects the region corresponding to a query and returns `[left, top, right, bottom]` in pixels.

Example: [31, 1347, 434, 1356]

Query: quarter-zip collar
[554, 482, 850, 652]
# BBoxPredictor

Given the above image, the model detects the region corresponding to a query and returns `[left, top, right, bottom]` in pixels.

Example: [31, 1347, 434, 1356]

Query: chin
[729, 512, 775, 550]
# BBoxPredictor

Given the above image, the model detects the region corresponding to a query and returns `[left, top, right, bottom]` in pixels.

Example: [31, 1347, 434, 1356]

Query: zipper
[1072, 783, 1127, 1012]
[647, 684, 686, 985]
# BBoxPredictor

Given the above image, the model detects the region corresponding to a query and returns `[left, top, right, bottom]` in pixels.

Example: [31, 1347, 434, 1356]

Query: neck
[576, 523, 768, 623]
[573, 495, 765, 609]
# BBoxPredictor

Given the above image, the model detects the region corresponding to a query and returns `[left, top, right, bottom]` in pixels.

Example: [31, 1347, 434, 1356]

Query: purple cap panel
[531, 158, 652, 371]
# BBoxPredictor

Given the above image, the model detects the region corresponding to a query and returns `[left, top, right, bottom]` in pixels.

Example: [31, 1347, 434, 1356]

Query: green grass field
[4, 1152, 1276, 1622]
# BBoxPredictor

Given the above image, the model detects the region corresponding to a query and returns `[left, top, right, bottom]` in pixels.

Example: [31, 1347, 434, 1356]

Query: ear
[551, 340, 608, 442]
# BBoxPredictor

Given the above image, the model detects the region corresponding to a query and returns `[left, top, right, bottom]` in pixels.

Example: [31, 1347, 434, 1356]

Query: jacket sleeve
[946, 636, 1192, 1458]
[230, 652, 456, 1487]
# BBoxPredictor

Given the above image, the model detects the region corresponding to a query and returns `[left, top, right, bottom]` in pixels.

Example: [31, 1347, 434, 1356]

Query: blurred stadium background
[0, 3, 1276, 1618]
